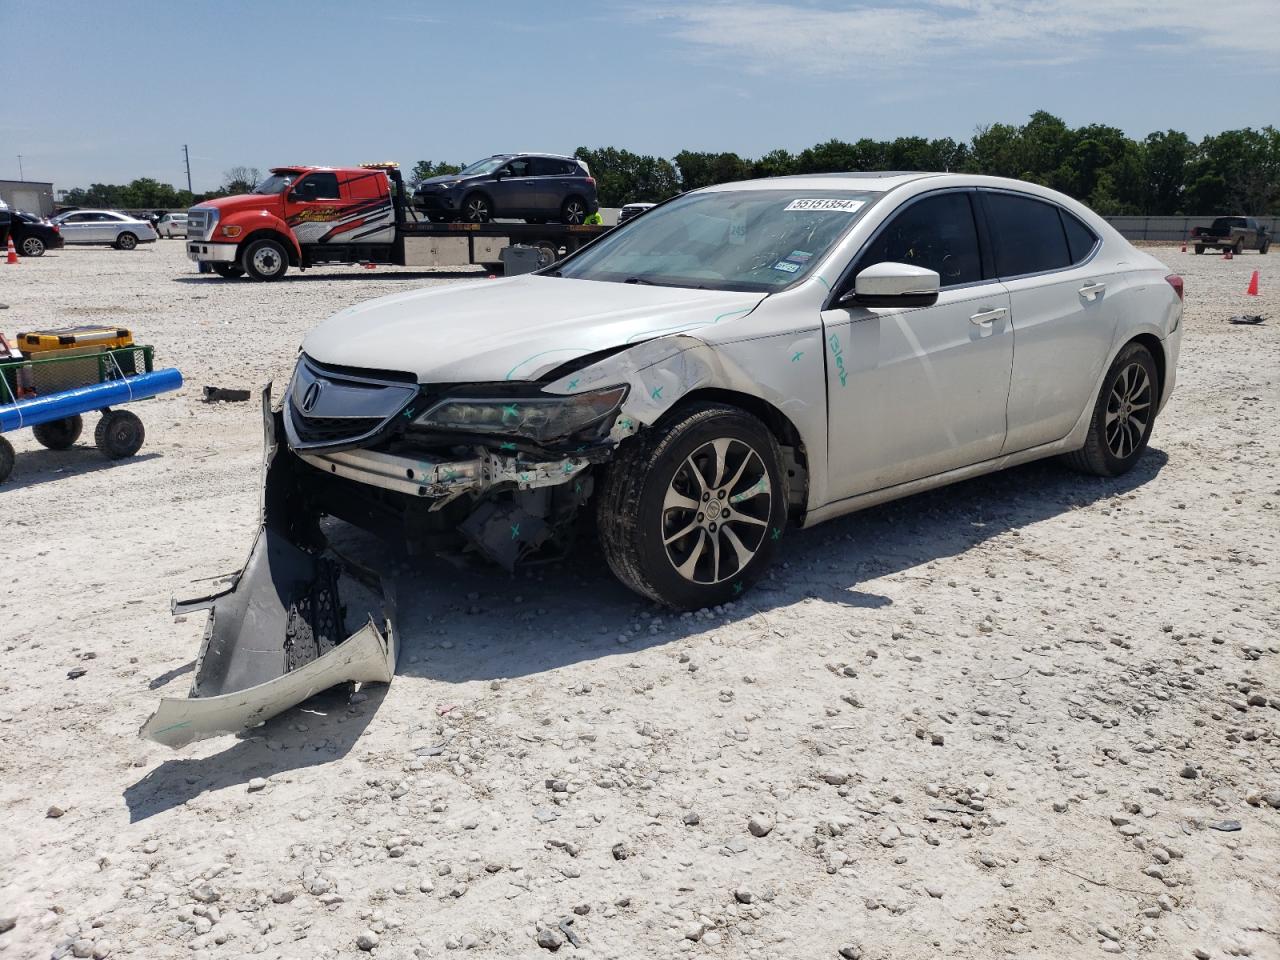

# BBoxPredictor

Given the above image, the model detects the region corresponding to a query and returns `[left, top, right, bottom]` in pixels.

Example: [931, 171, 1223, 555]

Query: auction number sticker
[784, 198, 865, 213]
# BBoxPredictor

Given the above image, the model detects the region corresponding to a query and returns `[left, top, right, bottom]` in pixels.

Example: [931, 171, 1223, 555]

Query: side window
[1060, 209, 1098, 264]
[985, 193, 1071, 277]
[529, 157, 556, 176]
[506, 158, 532, 177]
[856, 192, 983, 287]
[297, 172, 341, 199]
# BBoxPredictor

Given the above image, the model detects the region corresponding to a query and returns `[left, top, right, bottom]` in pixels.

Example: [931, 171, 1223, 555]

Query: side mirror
[493, 168, 508, 180]
[840, 262, 941, 308]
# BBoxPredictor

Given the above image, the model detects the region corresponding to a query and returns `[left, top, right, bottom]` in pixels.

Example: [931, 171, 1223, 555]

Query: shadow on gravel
[123, 686, 383, 821]
[122, 446, 1167, 805]
[379, 447, 1169, 685]
[170, 269, 488, 284]
[1, 450, 160, 491]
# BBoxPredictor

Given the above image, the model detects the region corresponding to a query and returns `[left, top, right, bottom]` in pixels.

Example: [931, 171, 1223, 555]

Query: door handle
[1079, 282, 1107, 300]
[969, 307, 1008, 325]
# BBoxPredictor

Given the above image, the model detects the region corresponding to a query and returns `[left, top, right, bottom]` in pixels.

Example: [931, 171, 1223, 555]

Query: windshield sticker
[784, 198, 865, 213]
[728, 217, 747, 245]
[786, 250, 813, 262]
[772, 260, 801, 274]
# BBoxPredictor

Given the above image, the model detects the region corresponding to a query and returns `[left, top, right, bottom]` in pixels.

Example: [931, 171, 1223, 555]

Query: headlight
[413, 386, 628, 443]
[221, 225, 242, 238]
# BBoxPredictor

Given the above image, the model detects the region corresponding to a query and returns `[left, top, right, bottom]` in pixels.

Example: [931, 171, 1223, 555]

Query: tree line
[57, 113, 1280, 216]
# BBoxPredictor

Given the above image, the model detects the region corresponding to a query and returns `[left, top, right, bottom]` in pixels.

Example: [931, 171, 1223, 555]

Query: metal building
[0, 180, 55, 217]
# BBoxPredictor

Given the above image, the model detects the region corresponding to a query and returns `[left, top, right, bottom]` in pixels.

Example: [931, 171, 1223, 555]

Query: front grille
[289, 407, 384, 445]
[186, 207, 213, 241]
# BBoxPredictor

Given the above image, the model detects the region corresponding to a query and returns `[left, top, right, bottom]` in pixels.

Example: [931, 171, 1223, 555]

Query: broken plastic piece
[140, 385, 396, 749]
[202, 385, 252, 402]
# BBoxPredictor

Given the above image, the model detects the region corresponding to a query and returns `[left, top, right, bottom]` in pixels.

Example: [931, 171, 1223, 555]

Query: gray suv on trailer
[414, 153, 599, 224]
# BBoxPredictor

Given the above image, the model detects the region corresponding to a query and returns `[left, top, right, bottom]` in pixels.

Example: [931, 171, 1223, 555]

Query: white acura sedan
[278, 172, 1183, 609]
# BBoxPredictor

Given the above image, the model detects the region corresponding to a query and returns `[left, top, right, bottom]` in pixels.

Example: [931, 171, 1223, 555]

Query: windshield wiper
[622, 277, 655, 285]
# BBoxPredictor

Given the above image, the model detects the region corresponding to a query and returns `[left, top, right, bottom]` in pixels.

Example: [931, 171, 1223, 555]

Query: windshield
[554, 189, 879, 292]
[457, 156, 511, 177]
[252, 172, 298, 195]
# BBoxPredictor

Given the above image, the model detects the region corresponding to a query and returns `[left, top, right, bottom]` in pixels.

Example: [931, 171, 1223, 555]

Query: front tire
[597, 403, 788, 609]
[21, 236, 46, 257]
[32, 415, 84, 450]
[115, 232, 138, 251]
[95, 410, 145, 459]
[461, 193, 492, 223]
[1063, 341, 1159, 477]
[1194, 244, 1204, 255]
[1261, 241, 1270, 254]
[242, 238, 289, 281]
[1234, 240, 1244, 256]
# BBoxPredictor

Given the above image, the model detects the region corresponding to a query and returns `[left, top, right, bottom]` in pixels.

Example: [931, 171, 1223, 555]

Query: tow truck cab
[186, 165, 399, 280]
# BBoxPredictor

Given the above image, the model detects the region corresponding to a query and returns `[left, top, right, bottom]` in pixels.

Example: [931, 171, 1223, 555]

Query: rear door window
[984, 192, 1071, 277]
[856, 191, 983, 287]
[1059, 209, 1098, 264]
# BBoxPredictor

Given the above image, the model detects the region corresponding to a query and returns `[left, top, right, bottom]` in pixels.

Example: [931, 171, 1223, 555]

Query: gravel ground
[1, 241, 1277, 960]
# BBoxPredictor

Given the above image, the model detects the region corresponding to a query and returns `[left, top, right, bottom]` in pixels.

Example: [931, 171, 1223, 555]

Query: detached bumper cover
[141, 385, 396, 749]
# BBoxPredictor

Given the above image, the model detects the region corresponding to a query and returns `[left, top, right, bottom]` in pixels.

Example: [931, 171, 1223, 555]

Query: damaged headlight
[414, 385, 628, 443]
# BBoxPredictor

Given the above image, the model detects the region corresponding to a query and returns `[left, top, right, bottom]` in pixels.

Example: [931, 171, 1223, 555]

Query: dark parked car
[4, 209, 65, 257]
[1189, 216, 1270, 255]
[414, 153, 598, 224]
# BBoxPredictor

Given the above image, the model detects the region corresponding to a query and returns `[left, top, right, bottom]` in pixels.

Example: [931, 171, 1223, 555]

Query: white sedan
[279, 172, 1183, 609]
[156, 212, 188, 238]
[51, 209, 158, 249]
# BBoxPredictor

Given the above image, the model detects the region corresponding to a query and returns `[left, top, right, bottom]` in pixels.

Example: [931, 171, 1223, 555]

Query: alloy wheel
[661, 437, 772, 585]
[21, 237, 44, 256]
[1105, 362, 1152, 459]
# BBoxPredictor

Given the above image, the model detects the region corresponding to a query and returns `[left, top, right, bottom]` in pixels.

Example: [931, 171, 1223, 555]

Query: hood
[418, 174, 463, 188]
[301, 275, 768, 383]
[194, 194, 282, 214]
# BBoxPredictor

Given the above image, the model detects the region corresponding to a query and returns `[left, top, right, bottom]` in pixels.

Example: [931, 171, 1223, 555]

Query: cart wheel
[32, 415, 84, 450]
[95, 410, 145, 459]
[0, 436, 13, 483]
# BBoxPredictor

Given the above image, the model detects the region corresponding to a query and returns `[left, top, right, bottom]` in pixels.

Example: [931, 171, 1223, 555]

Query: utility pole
[183, 144, 193, 194]
[16, 155, 23, 180]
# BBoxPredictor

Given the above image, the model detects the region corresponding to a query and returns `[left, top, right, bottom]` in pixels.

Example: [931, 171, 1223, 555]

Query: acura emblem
[301, 380, 324, 413]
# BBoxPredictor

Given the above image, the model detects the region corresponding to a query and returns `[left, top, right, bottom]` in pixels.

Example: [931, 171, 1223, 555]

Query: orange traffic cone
[1246, 270, 1260, 296]
[4, 234, 17, 265]
[1180, 237, 1187, 253]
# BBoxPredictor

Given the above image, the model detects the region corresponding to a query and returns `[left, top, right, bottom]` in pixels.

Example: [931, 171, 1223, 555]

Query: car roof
[701, 172, 944, 193]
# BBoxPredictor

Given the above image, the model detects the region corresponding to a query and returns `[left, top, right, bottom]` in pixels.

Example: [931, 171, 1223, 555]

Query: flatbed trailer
[186, 163, 610, 280]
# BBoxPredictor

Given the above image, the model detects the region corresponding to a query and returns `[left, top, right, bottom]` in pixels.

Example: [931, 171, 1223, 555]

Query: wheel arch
[1128, 332, 1166, 403]
[652, 387, 810, 524]
[239, 228, 301, 266]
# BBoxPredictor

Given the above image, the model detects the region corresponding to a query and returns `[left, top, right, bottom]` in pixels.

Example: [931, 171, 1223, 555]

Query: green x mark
[519, 472, 531, 483]
[650, 386, 663, 400]
[503, 403, 519, 418]
[771, 526, 781, 541]
[792, 351, 804, 362]
[510, 523, 521, 540]
[732, 582, 744, 595]
[618, 418, 634, 431]
[500, 441, 517, 451]
[567, 378, 579, 390]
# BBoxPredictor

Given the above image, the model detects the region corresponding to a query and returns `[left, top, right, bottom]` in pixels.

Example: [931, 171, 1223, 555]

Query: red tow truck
[185, 163, 608, 280]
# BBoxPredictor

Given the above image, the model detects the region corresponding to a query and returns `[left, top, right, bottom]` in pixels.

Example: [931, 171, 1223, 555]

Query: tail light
[1165, 274, 1184, 301]
[586, 176, 596, 186]
[51, 224, 60, 234]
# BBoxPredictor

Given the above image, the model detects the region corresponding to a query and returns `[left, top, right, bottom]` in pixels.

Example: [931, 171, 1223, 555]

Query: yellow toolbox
[17, 326, 133, 353]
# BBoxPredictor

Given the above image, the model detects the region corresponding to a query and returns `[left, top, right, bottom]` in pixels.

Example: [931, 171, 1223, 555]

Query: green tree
[409, 160, 462, 189]
[574, 147, 679, 207]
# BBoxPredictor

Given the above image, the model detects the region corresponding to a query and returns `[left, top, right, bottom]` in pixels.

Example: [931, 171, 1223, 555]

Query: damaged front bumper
[141, 386, 397, 749]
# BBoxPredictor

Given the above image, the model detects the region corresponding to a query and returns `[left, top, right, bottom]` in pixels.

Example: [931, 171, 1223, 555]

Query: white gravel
[0, 240, 1277, 960]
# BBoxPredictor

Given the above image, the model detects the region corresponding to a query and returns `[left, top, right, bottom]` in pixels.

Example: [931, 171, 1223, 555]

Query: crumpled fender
[140, 385, 396, 749]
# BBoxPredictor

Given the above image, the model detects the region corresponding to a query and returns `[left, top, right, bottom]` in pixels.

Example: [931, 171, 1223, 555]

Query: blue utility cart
[0, 343, 183, 483]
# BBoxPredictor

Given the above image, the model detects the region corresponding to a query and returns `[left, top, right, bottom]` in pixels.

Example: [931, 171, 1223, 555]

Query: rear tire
[32, 415, 84, 451]
[1194, 244, 1204, 255]
[242, 238, 289, 281]
[115, 232, 138, 251]
[597, 403, 788, 609]
[1234, 239, 1244, 256]
[0, 436, 13, 483]
[212, 263, 244, 278]
[1062, 341, 1159, 477]
[95, 410, 145, 459]
[20, 236, 46, 257]
[560, 196, 587, 225]
[1261, 241, 1270, 254]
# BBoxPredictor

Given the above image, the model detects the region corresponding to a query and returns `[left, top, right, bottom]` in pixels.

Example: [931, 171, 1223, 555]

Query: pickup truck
[1189, 216, 1271, 255]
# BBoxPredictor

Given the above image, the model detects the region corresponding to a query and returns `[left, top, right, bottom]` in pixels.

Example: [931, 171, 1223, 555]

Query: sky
[1, 0, 1277, 193]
